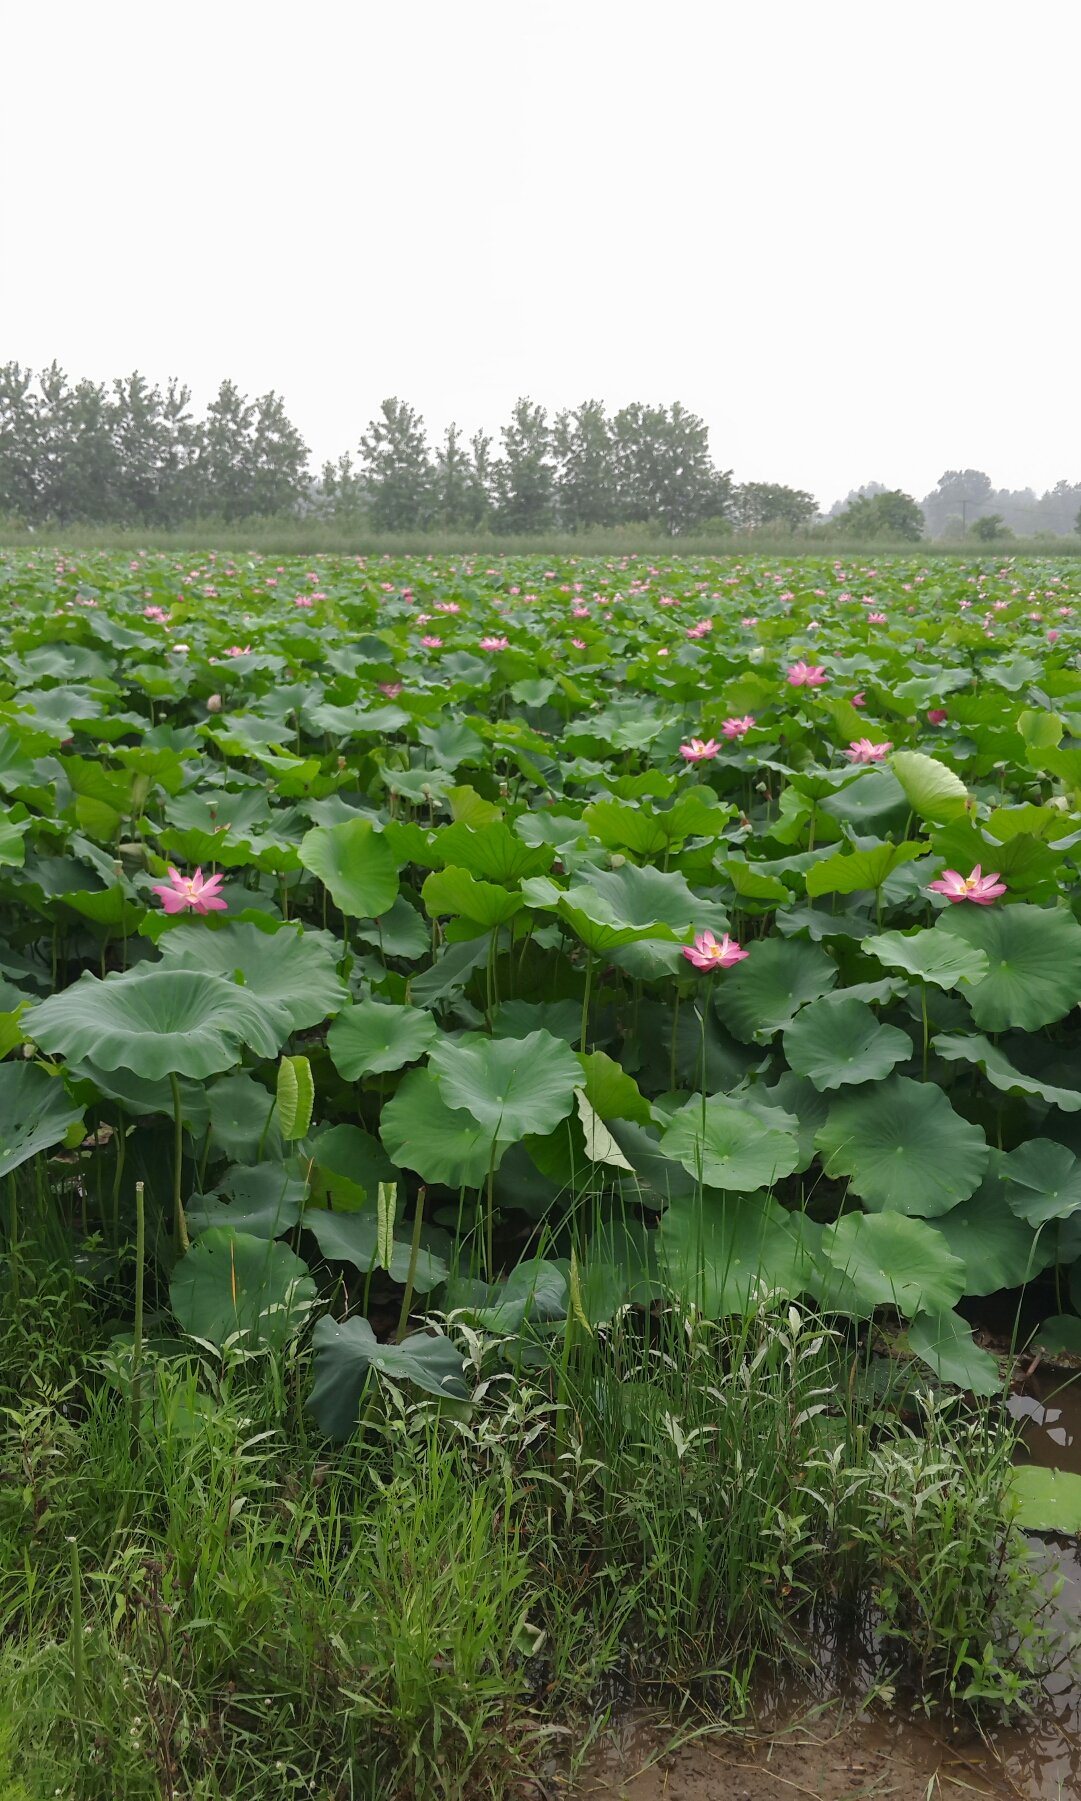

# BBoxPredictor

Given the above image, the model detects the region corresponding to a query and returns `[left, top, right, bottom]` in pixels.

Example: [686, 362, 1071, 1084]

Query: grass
[0, 1198, 1072, 1801]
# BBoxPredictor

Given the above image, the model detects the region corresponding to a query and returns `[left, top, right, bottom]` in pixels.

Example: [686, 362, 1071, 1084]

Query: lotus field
[5, 546, 1081, 1413]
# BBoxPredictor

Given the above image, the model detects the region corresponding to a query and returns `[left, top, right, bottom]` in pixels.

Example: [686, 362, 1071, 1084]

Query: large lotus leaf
[713, 938, 838, 1044]
[186, 1161, 308, 1239]
[308, 1315, 469, 1438]
[604, 1118, 699, 1208]
[306, 1209, 449, 1292]
[25, 967, 291, 1080]
[818, 1212, 966, 1316]
[0, 1063, 84, 1179]
[352, 894, 430, 959]
[156, 920, 347, 1030]
[660, 1095, 800, 1191]
[575, 1050, 652, 1124]
[1009, 1467, 1081, 1534]
[435, 820, 553, 883]
[381, 1066, 512, 1187]
[428, 1029, 580, 1139]
[520, 873, 682, 954]
[207, 1073, 281, 1163]
[931, 1164, 1053, 1294]
[755, 1073, 830, 1173]
[310, 1122, 396, 1211]
[907, 1310, 1001, 1396]
[815, 1075, 987, 1216]
[936, 904, 1081, 1032]
[421, 866, 524, 928]
[864, 928, 989, 991]
[782, 997, 910, 1091]
[998, 1139, 1081, 1227]
[170, 1228, 317, 1350]
[66, 1061, 211, 1133]
[932, 1032, 1081, 1111]
[890, 750, 969, 823]
[327, 999, 438, 1079]
[804, 840, 922, 898]
[658, 1192, 811, 1315]
[410, 938, 492, 1007]
[298, 819, 399, 919]
[450, 1257, 569, 1332]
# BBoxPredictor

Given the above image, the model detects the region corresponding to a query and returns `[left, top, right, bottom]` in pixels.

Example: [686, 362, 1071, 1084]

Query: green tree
[492, 398, 555, 534]
[611, 402, 730, 534]
[0, 362, 43, 522]
[735, 481, 817, 531]
[432, 423, 475, 529]
[970, 513, 1012, 542]
[834, 489, 924, 541]
[553, 399, 617, 529]
[319, 453, 364, 520]
[922, 469, 993, 537]
[249, 391, 309, 516]
[192, 379, 257, 521]
[359, 398, 434, 531]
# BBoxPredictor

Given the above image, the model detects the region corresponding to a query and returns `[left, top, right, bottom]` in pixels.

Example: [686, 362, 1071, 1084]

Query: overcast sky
[3, 0, 1078, 508]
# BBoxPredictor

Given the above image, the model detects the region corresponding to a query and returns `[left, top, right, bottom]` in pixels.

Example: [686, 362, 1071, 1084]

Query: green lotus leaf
[207, 1073, 281, 1163]
[660, 1095, 800, 1191]
[421, 866, 525, 928]
[782, 996, 911, 1091]
[428, 1028, 581, 1139]
[998, 1139, 1081, 1226]
[815, 1075, 987, 1216]
[937, 904, 1081, 1032]
[907, 1309, 1001, 1396]
[310, 1122, 396, 1211]
[435, 820, 553, 882]
[25, 967, 291, 1080]
[932, 1032, 1081, 1111]
[451, 1258, 571, 1332]
[713, 938, 838, 1043]
[1008, 1466, 1081, 1534]
[819, 1212, 966, 1316]
[658, 1192, 811, 1316]
[864, 928, 989, 991]
[308, 1315, 468, 1438]
[804, 840, 922, 898]
[186, 1162, 308, 1238]
[381, 1066, 512, 1187]
[0, 1063, 84, 1180]
[930, 1164, 1053, 1294]
[327, 999, 438, 1079]
[170, 1228, 317, 1350]
[891, 749, 970, 822]
[156, 920, 347, 1030]
[575, 1050, 652, 1123]
[306, 1209, 449, 1292]
[298, 818, 399, 919]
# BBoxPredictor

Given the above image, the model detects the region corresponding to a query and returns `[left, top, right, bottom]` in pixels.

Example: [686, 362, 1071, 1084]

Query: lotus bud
[610, 853, 626, 869]
[206, 693, 222, 713]
[337, 756, 346, 770]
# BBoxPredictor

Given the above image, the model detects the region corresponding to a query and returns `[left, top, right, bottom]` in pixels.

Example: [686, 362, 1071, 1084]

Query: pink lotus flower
[867, 612, 888, 624]
[740, 616, 758, 628]
[845, 738, 893, 763]
[1047, 629, 1060, 643]
[722, 715, 755, 739]
[927, 864, 1006, 906]
[571, 637, 587, 650]
[378, 682, 402, 698]
[421, 635, 443, 648]
[294, 595, 314, 608]
[680, 738, 721, 762]
[683, 930, 749, 971]
[927, 708, 949, 726]
[436, 600, 460, 614]
[480, 635, 509, 652]
[851, 692, 866, 708]
[152, 866, 228, 916]
[226, 645, 251, 657]
[787, 662, 828, 687]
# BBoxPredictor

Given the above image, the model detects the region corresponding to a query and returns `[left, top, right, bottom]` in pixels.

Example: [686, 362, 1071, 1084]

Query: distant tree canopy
[834, 490, 925, 542]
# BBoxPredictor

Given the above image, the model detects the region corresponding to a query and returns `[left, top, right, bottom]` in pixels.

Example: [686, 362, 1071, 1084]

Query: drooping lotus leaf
[186, 1161, 309, 1238]
[574, 1050, 652, 1123]
[713, 938, 838, 1043]
[818, 1212, 966, 1316]
[815, 1075, 988, 1216]
[998, 1139, 1081, 1227]
[932, 1032, 1081, 1111]
[890, 750, 970, 822]
[936, 903, 1081, 1033]
[658, 1192, 811, 1315]
[448, 1258, 571, 1333]
[907, 1309, 1001, 1396]
[421, 866, 525, 928]
[864, 928, 989, 991]
[298, 819, 399, 919]
[327, 999, 438, 1079]
[156, 920, 347, 1030]
[435, 820, 553, 883]
[428, 1029, 581, 1140]
[381, 1066, 512, 1187]
[930, 1164, 1053, 1294]
[310, 1122, 396, 1210]
[782, 996, 911, 1091]
[0, 1062, 84, 1179]
[308, 1315, 468, 1438]
[207, 1072, 281, 1162]
[660, 1095, 800, 1192]
[25, 966, 292, 1080]
[170, 1228, 317, 1350]
[804, 840, 923, 898]
[306, 1208, 449, 1291]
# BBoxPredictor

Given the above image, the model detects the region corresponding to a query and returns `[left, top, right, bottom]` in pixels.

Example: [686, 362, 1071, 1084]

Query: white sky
[3, 0, 1078, 509]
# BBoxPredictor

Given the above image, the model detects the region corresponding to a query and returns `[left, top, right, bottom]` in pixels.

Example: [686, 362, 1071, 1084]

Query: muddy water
[573, 1380, 1081, 1800]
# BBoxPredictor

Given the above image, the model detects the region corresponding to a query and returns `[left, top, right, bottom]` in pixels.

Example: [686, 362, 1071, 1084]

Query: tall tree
[553, 400, 617, 530]
[734, 481, 817, 531]
[611, 401, 730, 534]
[432, 423, 474, 529]
[249, 390, 309, 516]
[193, 379, 257, 521]
[835, 489, 924, 541]
[491, 398, 555, 534]
[0, 362, 42, 521]
[922, 469, 993, 538]
[359, 398, 434, 531]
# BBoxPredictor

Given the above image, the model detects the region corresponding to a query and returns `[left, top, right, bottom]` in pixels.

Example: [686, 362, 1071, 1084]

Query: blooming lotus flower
[480, 635, 509, 652]
[787, 662, 828, 687]
[377, 681, 402, 698]
[740, 616, 758, 628]
[927, 708, 949, 726]
[571, 637, 587, 650]
[1047, 629, 1060, 643]
[845, 738, 893, 763]
[683, 930, 749, 971]
[152, 866, 228, 915]
[294, 595, 313, 608]
[927, 864, 1006, 906]
[226, 645, 251, 657]
[435, 600, 460, 614]
[680, 738, 721, 762]
[722, 715, 755, 739]
[421, 635, 443, 648]
[867, 611, 887, 624]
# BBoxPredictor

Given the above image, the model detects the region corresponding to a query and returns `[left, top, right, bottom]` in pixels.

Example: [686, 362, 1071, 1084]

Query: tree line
[2, 363, 1077, 539]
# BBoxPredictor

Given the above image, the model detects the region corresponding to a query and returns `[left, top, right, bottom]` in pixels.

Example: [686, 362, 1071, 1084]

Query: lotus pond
[3, 547, 1081, 1797]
